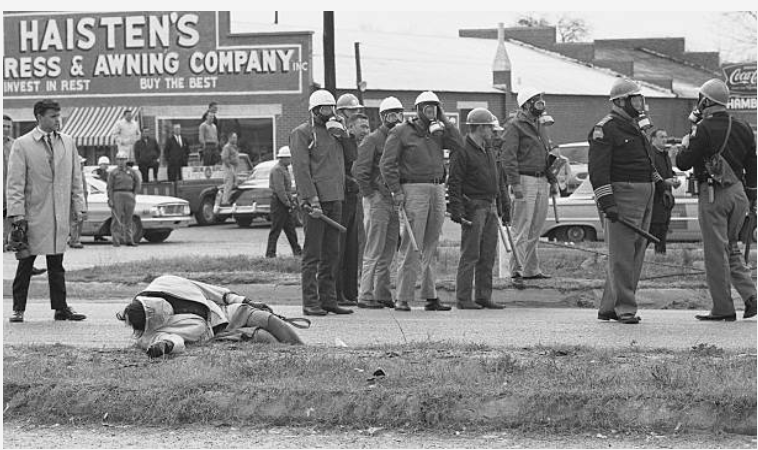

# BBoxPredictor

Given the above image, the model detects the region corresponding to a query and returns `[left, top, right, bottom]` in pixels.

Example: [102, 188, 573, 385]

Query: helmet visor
[421, 104, 438, 121]
[383, 111, 404, 124]
[629, 95, 646, 112]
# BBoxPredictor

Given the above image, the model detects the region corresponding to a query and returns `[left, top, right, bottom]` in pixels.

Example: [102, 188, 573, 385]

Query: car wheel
[235, 216, 253, 228]
[195, 195, 216, 226]
[564, 225, 596, 243]
[131, 216, 144, 243]
[143, 230, 172, 243]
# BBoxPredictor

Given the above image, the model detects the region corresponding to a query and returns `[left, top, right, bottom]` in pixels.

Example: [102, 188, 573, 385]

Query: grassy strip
[4, 343, 756, 434]
[65, 244, 732, 289]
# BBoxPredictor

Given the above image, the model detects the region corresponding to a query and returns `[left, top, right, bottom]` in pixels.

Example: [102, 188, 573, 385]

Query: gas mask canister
[635, 104, 653, 131]
[325, 117, 346, 138]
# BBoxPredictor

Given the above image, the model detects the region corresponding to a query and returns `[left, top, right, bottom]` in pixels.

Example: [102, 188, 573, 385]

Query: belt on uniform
[400, 177, 445, 184]
[519, 170, 546, 178]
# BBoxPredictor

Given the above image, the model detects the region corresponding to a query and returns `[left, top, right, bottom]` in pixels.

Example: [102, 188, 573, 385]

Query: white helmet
[517, 87, 543, 108]
[309, 89, 337, 110]
[414, 91, 440, 107]
[276, 146, 291, 158]
[97, 156, 110, 165]
[379, 96, 404, 114]
[115, 151, 129, 160]
[336, 93, 363, 111]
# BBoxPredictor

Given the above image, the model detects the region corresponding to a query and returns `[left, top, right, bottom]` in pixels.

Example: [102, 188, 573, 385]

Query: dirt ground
[3, 422, 756, 449]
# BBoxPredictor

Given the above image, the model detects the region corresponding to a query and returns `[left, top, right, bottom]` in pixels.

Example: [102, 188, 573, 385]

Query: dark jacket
[500, 110, 554, 185]
[341, 135, 360, 195]
[380, 117, 463, 194]
[269, 162, 293, 207]
[164, 134, 190, 166]
[448, 135, 501, 218]
[289, 120, 345, 203]
[587, 106, 661, 210]
[353, 125, 391, 199]
[134, 136, 161, 166]
[675, 110, 757, 191]
[651, 146, 675, 224]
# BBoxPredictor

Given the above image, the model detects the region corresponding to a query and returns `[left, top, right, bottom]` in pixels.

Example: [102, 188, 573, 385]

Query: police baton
[302, 204, 347, 233]
[398, 206, 420, 252]
[503, 224, 521, 268]
[551, 194, 560, 224]
[617, 217, 660, 244]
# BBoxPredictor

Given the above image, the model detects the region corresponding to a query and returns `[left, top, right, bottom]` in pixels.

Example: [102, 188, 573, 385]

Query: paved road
[4, 299, 756, 351]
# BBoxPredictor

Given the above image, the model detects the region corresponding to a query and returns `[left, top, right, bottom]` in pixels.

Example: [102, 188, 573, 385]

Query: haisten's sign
[2, 12, 309, 99]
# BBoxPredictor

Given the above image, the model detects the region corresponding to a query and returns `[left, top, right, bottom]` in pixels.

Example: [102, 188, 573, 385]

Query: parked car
[81, 175, 191, 243]
[215, 159, 298, 228]
[555, 142, 589, 196]
[541, 173, 701, 243]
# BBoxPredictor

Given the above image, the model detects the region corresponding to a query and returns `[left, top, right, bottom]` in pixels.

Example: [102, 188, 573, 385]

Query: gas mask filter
[538, 113, 554, 126]
[325, 117, 346, 138]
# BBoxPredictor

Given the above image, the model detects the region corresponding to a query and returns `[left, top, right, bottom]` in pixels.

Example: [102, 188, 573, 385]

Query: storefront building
[3, 11, 314, 165]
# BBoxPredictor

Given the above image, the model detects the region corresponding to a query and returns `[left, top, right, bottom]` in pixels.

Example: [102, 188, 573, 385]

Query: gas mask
[688, 95, 708, 124]
[528, 98, 546, 118]
[383, 111, 404, 129]
[622, 94, 646, 118]
[313, 105, 336, 124]
[419, 103, 444, 135]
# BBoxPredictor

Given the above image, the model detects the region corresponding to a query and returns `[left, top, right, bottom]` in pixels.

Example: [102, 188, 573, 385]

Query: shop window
[156, 117, 274, 165]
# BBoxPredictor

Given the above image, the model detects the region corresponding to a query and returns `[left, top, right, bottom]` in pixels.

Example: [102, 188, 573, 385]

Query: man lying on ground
[117, 275, 308, 358]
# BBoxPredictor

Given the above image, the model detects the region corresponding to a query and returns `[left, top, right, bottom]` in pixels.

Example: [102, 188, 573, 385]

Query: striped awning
[61, 106, 141, 147]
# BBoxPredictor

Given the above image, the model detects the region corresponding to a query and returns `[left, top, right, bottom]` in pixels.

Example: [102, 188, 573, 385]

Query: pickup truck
[139, 154, 254, 225]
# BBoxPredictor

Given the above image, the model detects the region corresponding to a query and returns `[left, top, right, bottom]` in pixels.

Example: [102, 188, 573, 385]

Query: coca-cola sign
[722, 63, 757, 96]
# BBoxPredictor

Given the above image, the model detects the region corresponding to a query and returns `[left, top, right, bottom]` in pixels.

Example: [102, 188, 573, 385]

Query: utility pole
[274, 11, 278, 25]
[323, 11, 336, 95]
[354, 42, 365, 104]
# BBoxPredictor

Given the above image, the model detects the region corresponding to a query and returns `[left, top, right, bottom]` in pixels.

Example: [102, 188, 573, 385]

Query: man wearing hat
[500, 87, 558, 287]
[266, 146, 302, 258]
[107, 151, 141, 247]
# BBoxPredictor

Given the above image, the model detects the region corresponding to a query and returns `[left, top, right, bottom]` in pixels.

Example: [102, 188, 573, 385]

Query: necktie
[177, 135, 182, 147]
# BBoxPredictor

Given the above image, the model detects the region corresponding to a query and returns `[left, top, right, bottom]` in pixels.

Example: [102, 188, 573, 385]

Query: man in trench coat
[5, 99, 87, 323]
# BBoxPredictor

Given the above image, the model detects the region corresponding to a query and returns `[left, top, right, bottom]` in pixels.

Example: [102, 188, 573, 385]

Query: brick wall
[553, 43, 595, 63]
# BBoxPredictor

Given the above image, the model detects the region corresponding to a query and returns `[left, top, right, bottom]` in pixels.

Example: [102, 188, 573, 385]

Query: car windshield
[560, 145, 589, 165]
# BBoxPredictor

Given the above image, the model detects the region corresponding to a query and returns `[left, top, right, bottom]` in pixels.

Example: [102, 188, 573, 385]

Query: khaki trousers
[510, 174, 549, 277]
[599, 182, 654, 317]
[698, 182, 756, 315]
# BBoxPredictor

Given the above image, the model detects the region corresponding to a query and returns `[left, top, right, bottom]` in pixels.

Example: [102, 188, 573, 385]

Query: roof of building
[310, 28, 675, 98]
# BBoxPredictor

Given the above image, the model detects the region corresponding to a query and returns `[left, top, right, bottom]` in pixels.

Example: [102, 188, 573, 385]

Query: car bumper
[140, 216, 192, 229]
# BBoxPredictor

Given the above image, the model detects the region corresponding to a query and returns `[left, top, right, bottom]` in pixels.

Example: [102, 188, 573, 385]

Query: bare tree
[515, 14, 550, 28]
[715, 11, 757, 63]
[515, 13, 589, 43]
[557, 15, 590, 43]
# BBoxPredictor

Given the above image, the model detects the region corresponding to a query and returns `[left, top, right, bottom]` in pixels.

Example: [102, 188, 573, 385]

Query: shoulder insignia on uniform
[592, 127, 604, 140]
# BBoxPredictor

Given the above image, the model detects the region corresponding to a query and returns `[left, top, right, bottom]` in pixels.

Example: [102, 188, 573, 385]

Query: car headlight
[183, 204, 191, 216]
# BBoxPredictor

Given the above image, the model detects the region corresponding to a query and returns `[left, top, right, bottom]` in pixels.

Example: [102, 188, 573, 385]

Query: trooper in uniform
[500, 87, 558, 287]
[675, 78, 757, 321]
[333, 93, 365, 306]
[290, 90, 353, 316]
[353, 96, 404, 309]
[107, 151, 141, 247]
[380, 91, 463, 312]
[265, 146, 302, 258]
[448, 108, 508, 310]
[588, 78, 661, 325]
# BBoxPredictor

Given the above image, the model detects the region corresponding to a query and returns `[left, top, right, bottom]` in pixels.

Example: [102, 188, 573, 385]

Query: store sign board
[3, 11, 307, 99]
[723, 63, 756, 96]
